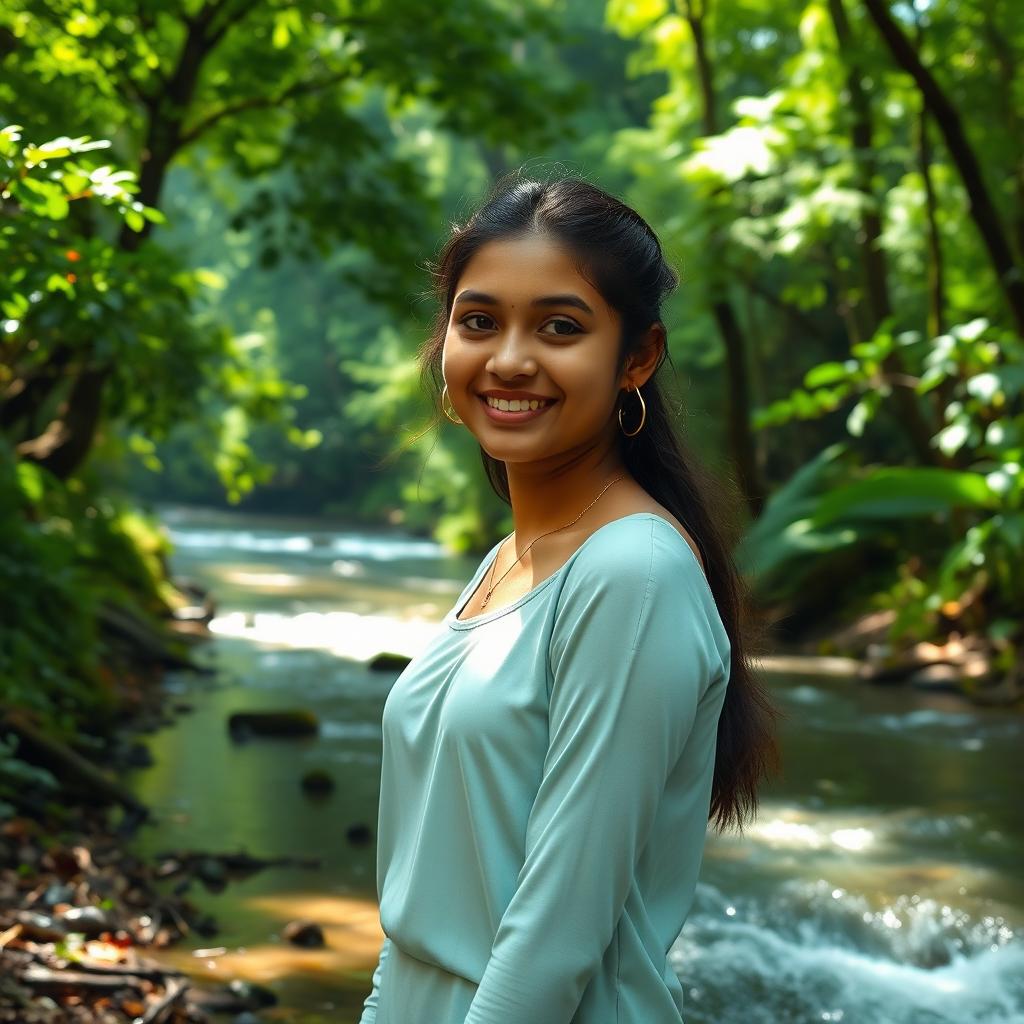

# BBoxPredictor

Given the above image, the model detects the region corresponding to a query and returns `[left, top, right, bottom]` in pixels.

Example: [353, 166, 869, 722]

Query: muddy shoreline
[0, 583, 302, 1023]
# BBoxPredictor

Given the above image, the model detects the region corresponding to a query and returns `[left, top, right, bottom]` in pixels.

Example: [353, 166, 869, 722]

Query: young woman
[359, 173, 779, 1023]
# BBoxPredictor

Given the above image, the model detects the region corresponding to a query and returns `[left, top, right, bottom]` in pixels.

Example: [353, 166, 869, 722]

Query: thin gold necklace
[480, 473, 627, 608]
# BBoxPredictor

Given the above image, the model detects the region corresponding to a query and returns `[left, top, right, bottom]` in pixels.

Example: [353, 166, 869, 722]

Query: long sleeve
[461, 522, 720, 1023]
[358, 935, 392, 1024]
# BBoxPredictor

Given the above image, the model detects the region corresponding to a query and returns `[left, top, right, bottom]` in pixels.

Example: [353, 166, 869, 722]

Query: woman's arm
[358, 934, 392, 1024]
[461, 521, 723, 1024]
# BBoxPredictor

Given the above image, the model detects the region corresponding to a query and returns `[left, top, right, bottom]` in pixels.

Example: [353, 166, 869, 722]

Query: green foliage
[1, 122, 308, 503]
[0, 439, 106, 731]
[604, 0, 1024, 665]
[2, 0, 1022, 683]
[0, 426, 192, 735]
[742, 314, 1023, 631]
[0, 733, 59, 822]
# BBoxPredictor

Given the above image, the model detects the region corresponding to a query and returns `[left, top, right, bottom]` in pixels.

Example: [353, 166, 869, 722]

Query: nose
[486, 325, 538, 380]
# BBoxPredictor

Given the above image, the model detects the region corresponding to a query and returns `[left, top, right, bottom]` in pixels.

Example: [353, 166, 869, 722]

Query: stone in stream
[191, 979, 278, 1014]
[196, 856, 228, 892]
[300, 769, 335, 796]
[368, 651, 411, 672]
[228, 979, 278, 1009]
[281, 918, 326, 948]
[227, 710, 319, 741]
[347, 822, 372, 846]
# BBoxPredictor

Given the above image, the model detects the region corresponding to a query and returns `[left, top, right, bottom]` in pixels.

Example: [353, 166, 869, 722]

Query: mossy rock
[367, 652, 411, 672]
[228, 710, 319, 740]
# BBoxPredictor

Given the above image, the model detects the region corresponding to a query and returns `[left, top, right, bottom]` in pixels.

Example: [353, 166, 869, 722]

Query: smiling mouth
[482, 395, 555, 412]
[477, 394, 557, 423]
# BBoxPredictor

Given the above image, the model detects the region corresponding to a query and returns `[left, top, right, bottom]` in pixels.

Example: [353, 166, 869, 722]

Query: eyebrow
[453, 289, 594, 316]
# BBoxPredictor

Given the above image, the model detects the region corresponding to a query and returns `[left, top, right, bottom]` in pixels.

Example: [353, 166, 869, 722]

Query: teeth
[486, 396, 548, 412]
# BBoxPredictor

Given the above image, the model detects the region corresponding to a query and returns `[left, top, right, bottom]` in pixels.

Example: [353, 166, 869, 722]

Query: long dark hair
[418, 170, 781, 834]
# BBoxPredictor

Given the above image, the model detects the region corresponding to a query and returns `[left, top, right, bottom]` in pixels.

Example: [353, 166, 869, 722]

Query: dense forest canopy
[2, 0, 1022, 721]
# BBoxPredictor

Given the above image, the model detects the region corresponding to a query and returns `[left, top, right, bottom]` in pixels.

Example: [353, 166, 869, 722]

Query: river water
[128, 505, 1024, 1024]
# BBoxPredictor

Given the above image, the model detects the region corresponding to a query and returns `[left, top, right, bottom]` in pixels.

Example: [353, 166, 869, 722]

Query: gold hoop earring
[441, 384, 463, 425]
[618, 386, 647, 437]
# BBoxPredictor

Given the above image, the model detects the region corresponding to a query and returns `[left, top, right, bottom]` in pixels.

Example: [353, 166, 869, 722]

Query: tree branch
[178, 68, 351, 148]
[204, 0, 265, 49]
[862, 0, 1024, 336]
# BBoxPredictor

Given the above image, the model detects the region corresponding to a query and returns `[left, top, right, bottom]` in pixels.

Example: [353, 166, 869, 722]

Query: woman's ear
[620, 322, 666, 389]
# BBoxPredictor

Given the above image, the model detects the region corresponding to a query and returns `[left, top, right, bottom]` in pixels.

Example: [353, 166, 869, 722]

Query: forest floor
[770, 604, 1022, 708]
[0, 589, 297, 1024]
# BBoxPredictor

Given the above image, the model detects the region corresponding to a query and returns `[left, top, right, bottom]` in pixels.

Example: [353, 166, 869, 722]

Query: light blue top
[359, 513, 731, 1023]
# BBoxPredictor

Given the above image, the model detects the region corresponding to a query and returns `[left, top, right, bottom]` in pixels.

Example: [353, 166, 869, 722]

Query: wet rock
[300, 770, 335, 796]
[14, 911, 66, 942]
[119, 741, 155, 768]
[346, 822, 372, 846]
[907, 664, 963, 693]
[57, 905, 113, 938]
[189, 987, 249, 1014]
[368, 652, 411, 672]
[196, 857, 227, 891]
[281, 919, 325, 948]
[233, 1014, 263, 1024]
[227, 710, 319, 740]
[228, 979, 277, 1010]
[190, 912, 220, 938]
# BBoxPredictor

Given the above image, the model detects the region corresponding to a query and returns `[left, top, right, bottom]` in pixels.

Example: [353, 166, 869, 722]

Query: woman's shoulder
[562, 512, 709, 597]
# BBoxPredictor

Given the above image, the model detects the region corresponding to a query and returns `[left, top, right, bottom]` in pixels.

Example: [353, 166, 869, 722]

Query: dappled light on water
[209, 608, 446, 661]
[156, 894, 384, 982]
[128, 509, 1024, 1023]
[750, 814, 876, 853]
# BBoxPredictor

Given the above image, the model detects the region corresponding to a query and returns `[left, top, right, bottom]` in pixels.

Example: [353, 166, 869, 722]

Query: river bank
[0, 582, 293, 1023]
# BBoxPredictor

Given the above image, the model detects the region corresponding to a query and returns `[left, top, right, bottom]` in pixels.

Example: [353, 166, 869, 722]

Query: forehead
[454, 234, 605, 309]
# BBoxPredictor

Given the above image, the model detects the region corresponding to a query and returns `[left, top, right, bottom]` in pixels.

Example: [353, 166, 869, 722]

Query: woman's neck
[504, 447, 629, 547]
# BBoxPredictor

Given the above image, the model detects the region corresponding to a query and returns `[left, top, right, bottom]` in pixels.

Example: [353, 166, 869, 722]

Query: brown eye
[541, 318, 583, 337]
[459, 314, 494, 331]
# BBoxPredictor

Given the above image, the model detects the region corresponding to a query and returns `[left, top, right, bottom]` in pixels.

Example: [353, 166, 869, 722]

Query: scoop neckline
[447, 511, 710, 631]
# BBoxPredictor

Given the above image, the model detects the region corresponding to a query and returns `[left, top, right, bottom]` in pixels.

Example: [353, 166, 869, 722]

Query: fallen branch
[19, 965, 144, 992]
[142, 977, 189, 1024]
[28, 950, 187, 981]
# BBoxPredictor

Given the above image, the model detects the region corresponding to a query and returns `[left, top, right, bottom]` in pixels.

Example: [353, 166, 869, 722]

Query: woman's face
[441, 232, 627, 467]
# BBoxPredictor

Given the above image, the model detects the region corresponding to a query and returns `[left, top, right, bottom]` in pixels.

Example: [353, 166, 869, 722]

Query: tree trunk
[16, 365, 109, 479]
[0, 345, 74, 436]
[21, 16, 217, 477]
[917, 109, 945, 341]
[683, 0, 766, 519]
[983, 6, 1024, 263]
[862, 0, 1024, 336]
[829, 0, 938, 466]
[711, 300, 764, 517]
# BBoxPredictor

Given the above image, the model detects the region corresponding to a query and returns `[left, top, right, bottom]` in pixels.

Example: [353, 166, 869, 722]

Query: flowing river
[127, 505, 1024, 1024]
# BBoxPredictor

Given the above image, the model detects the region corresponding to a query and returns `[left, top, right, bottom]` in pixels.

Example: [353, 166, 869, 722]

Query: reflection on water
[129, 505, 1024, 1023]
[209, 609, 447, 662]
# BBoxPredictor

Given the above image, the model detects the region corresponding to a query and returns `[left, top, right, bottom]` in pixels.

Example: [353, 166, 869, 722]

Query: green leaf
[804, 361, 856, 388]
[810, 468, 999, 528]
